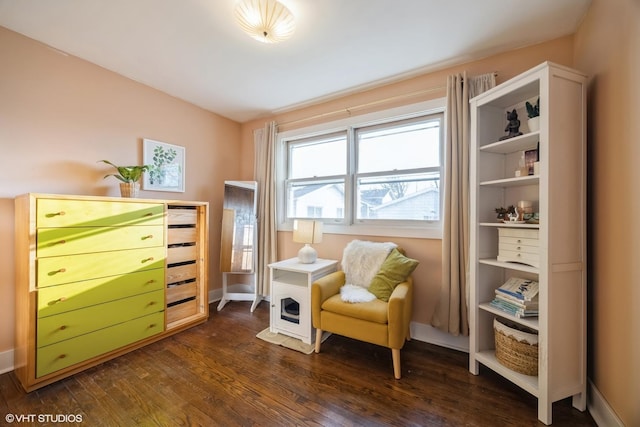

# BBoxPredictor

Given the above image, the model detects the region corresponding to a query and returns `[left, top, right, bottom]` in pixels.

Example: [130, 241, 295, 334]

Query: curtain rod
[278, 72, 498, 128]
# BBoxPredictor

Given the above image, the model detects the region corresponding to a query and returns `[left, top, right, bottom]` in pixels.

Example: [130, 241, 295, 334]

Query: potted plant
[525, 97, 540, 132]
[99, 160, 150, 198]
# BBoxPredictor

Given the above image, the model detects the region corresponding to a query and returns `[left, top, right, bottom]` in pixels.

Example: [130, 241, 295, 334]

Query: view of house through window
[283, 111, 443, 229]
[355, 116, 441, 221]
[286, 131, 347, 220]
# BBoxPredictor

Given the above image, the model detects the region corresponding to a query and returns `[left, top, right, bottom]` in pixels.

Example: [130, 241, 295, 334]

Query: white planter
[528, 116, 540, 132]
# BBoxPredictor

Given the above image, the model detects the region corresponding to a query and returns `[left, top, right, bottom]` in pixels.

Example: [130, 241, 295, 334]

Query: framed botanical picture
[142, 139, 185, 192]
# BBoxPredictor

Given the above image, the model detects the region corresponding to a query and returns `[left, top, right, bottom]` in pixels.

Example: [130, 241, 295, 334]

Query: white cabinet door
[271, 281, 310, 342]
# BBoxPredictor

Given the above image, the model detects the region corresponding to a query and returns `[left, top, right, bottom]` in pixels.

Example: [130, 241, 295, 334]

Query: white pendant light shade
[235, 0, 295, 44]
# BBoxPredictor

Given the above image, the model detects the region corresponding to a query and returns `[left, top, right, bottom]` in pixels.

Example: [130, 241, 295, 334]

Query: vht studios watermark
[5, 413, 83, 423]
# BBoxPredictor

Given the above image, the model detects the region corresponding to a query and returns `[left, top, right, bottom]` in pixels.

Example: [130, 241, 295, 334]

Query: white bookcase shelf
[480, 175, 539, 187]
[480, 132, 540, 154]
[474, 350, 539, 395]
[479, 222, 539, 229]
[478, 258, 540, 274]
[478, 302, 540, 330]
[469, 62, 587, 425]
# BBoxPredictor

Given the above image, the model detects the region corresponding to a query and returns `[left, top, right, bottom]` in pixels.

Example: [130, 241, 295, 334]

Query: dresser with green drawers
[14, 193, 209, 391]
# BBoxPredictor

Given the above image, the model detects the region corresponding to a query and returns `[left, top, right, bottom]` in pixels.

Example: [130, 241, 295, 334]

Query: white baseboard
[209, 288, 222, 303]
[410, 321, 470, 352]
[588, 379, 624, 427]
[0, 348, 14, 375]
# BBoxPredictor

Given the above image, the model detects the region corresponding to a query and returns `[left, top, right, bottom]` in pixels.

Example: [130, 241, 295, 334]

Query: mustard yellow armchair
[311, 244, 415, 379]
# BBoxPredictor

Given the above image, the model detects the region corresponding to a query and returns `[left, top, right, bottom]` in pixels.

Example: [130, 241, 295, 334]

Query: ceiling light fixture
[234, 0, 295, 44]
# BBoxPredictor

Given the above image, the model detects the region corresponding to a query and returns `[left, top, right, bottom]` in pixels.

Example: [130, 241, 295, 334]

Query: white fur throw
[342, 240, 397, 289]
[340, 284, 377, 303]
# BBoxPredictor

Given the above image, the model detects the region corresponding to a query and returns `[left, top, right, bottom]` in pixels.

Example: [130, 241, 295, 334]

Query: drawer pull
[59, 325, 67, 331]
[148, 301, 156, 306]
[149, 323, 157, 329]
[55, 239, 67, 245]
[145, 279, 157, 285]
[141, 257, 155, 263]
[58, 354, 67, 359]
[141, 235, 154, 240]
[144, 212, 154, 217]
[48, 268, 67, 276]
[45, 211, 66, 217]
[517, 246, 521, 250]
[48, 297, 67, 306]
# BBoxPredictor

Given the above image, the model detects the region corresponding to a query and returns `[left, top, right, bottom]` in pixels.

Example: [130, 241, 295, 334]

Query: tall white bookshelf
[469, 62, 587, 425]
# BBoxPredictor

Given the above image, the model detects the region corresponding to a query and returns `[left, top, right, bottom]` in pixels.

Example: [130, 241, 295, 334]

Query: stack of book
[490, 277, 539, 318]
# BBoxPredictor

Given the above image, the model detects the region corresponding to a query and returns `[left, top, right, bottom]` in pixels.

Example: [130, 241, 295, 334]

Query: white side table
[268, 258, 338, 344]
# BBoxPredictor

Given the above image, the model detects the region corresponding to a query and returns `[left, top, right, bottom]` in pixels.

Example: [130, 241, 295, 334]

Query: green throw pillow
[368, 248, 419, 302]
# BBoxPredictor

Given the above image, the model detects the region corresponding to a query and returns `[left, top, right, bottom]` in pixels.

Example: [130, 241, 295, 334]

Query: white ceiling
[0, 0, 591, 123]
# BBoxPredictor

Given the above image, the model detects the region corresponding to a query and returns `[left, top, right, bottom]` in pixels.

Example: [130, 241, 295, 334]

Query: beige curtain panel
[253, 121, 278, 297]
[431, 72, 495, 336]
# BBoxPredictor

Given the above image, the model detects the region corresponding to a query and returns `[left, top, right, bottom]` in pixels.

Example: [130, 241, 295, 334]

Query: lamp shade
[293, 220, 323, 244]
[293, 220, 322, 264]
[234, 0, 295, 44]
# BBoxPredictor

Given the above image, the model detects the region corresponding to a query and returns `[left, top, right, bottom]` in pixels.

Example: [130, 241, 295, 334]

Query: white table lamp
[293, 220, 323, 264]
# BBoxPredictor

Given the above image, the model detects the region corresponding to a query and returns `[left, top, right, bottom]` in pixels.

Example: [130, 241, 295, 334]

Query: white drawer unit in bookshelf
[14, 194, 209, 392]
[469, 62, 587, 425]
[268, 258, 337, 344]
[497, 227, 540, 268]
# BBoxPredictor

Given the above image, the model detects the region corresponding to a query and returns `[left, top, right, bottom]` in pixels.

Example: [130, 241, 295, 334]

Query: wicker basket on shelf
[494, 318, 539, 376]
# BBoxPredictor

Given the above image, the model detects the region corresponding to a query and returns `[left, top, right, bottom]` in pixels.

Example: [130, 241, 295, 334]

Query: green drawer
[37, 199, 164, 227]
[37, 225, 164, 258]
[38, 269, 165, 318]
[38, 246, 165, 288]
[38, 289, 165, 347]
[37, 311, 164, 378]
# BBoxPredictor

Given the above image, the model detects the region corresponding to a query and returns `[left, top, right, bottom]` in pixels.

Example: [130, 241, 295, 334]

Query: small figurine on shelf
[495, 205, 516, 222]
[507, 206, 521, 222]
[499, 109, 523, 140]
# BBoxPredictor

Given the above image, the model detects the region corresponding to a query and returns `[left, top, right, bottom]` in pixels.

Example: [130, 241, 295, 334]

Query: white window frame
[276, 97, 446, 239]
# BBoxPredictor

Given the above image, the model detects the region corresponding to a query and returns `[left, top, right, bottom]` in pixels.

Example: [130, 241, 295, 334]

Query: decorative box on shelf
[497, 227, 540, 268]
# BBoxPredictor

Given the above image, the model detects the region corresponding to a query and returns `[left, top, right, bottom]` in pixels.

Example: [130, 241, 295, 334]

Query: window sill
[279, 222, 442, 240]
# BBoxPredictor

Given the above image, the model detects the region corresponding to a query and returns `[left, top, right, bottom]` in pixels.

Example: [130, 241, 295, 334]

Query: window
[278, 99, 445, 238]
[355, 116, 441, 222]
[285, 132, 347, 220]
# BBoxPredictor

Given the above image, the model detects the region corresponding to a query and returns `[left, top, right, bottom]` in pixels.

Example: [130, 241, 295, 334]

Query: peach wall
[0, 27, 243, 354]
[277, 233, 442, 325]
[573, 0, 640, 425]
[2, 6, 635, 421]
[239, 37, 576, 327]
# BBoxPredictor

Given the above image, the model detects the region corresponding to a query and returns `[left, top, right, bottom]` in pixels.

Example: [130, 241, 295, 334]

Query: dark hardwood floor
[1, 302, 596, 426]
